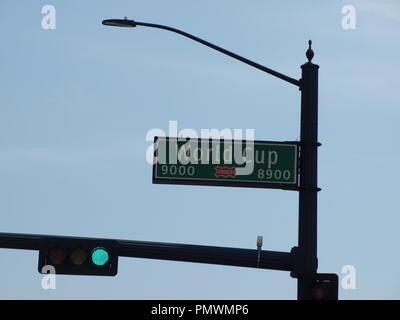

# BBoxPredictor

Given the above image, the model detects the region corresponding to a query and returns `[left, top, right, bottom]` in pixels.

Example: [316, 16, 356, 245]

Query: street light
[102, 18, 136, 28]
[102, 17, 325, 300]
[102, 18, 300, 87]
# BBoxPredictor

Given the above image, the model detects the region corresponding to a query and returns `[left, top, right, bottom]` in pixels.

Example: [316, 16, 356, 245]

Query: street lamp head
[102, 18, 137, 28]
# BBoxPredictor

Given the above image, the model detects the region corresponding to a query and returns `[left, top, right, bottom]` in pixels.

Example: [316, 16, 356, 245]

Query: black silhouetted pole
[296, 41, 319, 300]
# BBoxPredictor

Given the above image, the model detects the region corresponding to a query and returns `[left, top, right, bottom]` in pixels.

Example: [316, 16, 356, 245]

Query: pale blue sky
[0, 0, 399, 299]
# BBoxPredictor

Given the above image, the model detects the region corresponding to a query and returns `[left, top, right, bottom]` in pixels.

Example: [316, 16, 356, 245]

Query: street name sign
[153, 137, 299, 190]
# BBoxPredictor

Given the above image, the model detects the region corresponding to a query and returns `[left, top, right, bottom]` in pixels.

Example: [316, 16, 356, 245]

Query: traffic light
[309, 273, 338, 300]
[38, 237, 118, 276]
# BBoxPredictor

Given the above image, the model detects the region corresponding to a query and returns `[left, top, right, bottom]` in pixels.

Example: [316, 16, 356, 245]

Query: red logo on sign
[215, 166, 236, 177]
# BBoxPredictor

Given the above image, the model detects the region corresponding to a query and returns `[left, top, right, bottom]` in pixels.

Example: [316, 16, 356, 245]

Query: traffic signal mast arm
[118, 239, 293, 271]
[0, 232, 293, 272]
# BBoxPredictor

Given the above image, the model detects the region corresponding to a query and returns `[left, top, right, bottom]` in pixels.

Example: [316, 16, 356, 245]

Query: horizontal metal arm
[0, 232, 293, 272]
[135, 21, 300, 87]
[119, 239, 293, 271]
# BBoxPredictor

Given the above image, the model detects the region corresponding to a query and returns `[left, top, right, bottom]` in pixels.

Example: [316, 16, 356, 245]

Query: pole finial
[306, 40, 314, 62]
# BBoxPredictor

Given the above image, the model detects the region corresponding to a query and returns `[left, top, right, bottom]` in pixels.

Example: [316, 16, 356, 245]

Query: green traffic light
[91, 247, 109, 266]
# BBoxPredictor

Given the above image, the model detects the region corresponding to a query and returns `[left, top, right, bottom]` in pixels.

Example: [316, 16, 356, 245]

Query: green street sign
[152, 137, 299, 190]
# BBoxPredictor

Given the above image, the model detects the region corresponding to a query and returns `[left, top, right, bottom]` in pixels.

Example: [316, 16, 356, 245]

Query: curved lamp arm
[102, 19, 300, 87]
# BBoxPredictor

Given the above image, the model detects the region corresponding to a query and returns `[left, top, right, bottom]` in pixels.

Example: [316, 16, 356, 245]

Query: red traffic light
[311, 283, 327, 300]
[309, 274, 339, 300]
[48, 247, 66, 265]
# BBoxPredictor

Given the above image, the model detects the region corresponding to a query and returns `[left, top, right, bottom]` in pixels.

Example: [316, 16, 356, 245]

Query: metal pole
[0, 232, 294, 272]
[297, 41, 319, 300]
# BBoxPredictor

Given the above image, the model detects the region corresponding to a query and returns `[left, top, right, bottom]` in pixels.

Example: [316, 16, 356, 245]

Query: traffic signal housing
[309, 273, 338, 300]
[38, 236, 118, 276]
